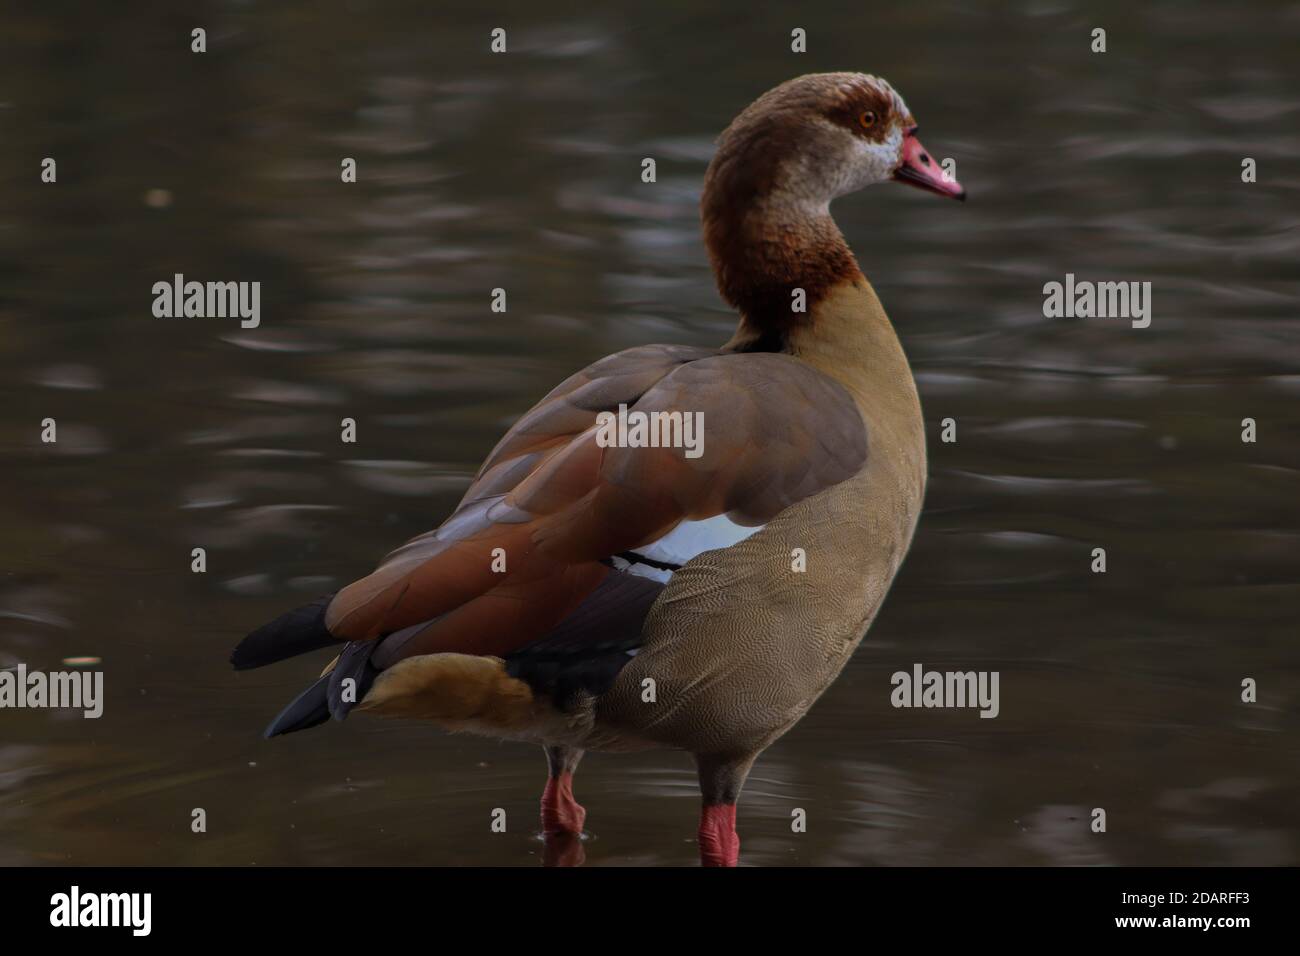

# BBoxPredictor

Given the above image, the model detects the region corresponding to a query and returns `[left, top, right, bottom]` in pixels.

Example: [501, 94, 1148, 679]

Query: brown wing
[323, 344, 868, 661]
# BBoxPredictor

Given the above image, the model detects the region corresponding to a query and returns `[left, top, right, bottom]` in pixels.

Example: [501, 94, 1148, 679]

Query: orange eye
[859, 110, 877, 129]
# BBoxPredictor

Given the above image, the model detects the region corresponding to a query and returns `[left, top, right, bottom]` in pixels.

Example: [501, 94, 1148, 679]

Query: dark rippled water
[1, 1, 1297, 865]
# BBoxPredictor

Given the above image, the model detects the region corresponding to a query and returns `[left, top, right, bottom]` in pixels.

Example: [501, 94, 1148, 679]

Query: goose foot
[698, 803, 740, 867]
[540, 771, 586, 835]
[541, 744, 586, 837]
[694, 752, 756, 867]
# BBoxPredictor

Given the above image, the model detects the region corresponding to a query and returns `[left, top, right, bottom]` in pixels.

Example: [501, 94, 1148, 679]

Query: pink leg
[698, 803, 740, 867]
[695, 752, 755, 867]
[540, 746, 586, 867]
[540, 771, 586, 835]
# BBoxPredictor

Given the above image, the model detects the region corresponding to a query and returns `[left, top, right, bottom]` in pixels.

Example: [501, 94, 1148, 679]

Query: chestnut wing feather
[323, 345, 868, 661]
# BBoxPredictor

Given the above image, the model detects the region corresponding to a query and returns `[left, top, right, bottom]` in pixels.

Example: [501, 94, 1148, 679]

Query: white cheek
[847, 129, 904, 190]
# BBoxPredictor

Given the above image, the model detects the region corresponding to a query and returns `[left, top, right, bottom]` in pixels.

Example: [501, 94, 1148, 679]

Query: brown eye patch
[826, 82, 896, 142]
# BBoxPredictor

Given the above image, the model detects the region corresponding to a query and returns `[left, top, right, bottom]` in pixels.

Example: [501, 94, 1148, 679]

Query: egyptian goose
[232, 72, 964, 866]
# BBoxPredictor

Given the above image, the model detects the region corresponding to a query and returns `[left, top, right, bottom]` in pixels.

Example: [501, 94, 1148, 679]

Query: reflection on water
[1, 1, 1297, 865]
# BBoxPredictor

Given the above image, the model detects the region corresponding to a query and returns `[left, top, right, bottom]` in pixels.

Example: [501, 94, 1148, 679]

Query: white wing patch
[609, 554, 673, 584]
[630, 513, 766, 568]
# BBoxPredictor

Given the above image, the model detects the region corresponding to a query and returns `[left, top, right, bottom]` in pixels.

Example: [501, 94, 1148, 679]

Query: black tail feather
[327, 641, 382, 722]
[232, 594, 341, 671]
[263, 675, 332, 738]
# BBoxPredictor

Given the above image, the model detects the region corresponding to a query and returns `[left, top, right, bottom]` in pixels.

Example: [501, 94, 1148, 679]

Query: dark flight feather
[231, 594, 341, 671]
[505, 570, 665, 710]
[263, 675, 331, 738]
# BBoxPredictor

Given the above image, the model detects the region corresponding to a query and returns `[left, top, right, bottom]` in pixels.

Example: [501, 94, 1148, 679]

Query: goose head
[705, 72, 965, 210]
[707, 70, 961, 218]
[702, 73, 964, 343]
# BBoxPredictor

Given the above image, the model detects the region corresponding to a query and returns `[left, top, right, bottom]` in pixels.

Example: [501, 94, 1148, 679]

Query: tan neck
[787, 277, 924, 452]
[703, 162, 922, 459]
[785, 275, 904, 384]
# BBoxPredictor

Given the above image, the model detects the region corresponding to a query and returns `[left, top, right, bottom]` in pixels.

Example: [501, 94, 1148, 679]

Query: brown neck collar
[703, 176, 863, 353]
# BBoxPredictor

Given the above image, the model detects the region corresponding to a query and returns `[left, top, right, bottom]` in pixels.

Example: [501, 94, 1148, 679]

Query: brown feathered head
[701, 73, 965, 341]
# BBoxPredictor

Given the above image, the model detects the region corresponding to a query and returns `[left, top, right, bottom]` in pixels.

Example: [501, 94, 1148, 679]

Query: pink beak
[893, 129, 966, 201]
